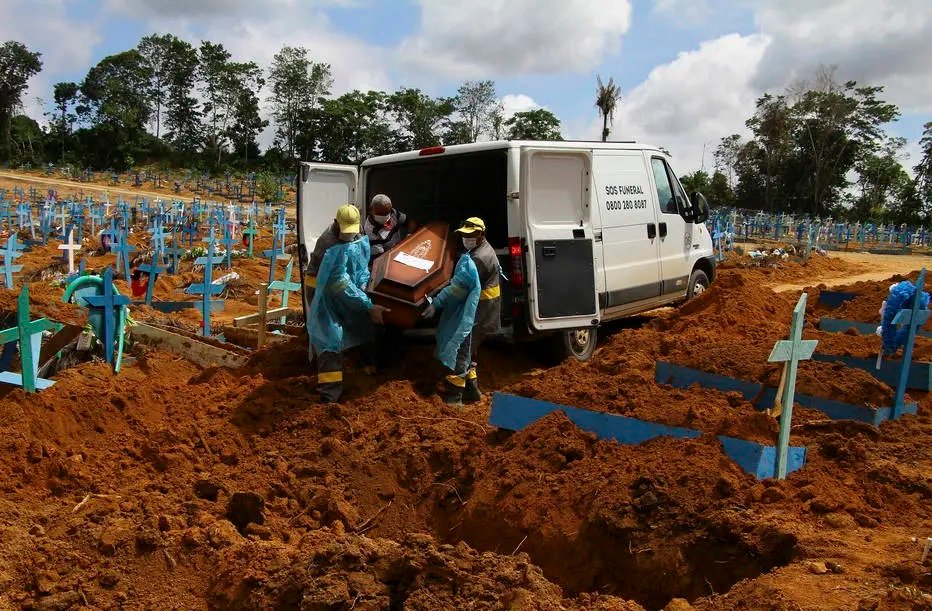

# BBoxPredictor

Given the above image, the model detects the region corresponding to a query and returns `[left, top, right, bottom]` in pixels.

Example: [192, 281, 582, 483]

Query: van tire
[543, 327, 598, 364]
[687, 269, 710, 299]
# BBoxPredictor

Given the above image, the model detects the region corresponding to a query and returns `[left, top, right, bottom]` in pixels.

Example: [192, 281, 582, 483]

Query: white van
[297, 140, 715, 361]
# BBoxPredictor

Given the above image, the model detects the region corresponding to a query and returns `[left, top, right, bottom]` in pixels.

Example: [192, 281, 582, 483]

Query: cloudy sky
[3, 0, 930, 174]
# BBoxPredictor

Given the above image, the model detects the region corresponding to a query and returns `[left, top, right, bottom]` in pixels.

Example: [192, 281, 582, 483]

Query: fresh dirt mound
[455, 412, 796, 608]
[209, 529, 642, 610]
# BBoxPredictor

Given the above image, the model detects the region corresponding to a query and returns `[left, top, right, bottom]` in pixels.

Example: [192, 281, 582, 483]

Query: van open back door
[521, 148, 600, 332]
[296, 162, 359, 311]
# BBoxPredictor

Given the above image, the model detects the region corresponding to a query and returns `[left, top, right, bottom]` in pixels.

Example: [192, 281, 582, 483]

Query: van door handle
[659, 222, 668, 238]
[594, 231, 602, 243]
[647, 223, 656, 239]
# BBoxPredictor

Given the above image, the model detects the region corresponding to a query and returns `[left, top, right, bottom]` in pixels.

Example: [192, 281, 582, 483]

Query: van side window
[650, 158, 677, 214]
[665, 163, 689, 214]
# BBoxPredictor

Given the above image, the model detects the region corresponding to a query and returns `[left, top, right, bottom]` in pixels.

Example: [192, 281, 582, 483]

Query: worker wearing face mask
[422, 217, 501, 405]
[363, 194, 411, 262]
[309, 204, 389, 402]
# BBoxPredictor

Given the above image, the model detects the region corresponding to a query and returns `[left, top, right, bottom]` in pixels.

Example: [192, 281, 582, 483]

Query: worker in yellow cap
[308, 204, 389, 402]
[422, 217, 501, 404]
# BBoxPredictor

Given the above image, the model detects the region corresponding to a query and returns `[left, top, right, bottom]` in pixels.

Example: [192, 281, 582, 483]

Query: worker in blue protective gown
[421, 229, 481, 406]
[309, 204, 388, 402]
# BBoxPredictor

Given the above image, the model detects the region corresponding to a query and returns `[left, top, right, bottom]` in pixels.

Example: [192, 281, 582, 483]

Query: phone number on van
[605, 199, 647, 211]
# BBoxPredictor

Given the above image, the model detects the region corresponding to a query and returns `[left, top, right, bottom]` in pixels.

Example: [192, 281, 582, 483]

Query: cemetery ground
[0, 193, 928, 607]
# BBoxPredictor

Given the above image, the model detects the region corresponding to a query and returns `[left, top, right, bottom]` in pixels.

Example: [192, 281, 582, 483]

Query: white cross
[57, 231, 82, 273]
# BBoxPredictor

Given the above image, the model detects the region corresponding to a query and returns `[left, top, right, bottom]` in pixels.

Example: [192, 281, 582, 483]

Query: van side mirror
[689, 192, 710, 224]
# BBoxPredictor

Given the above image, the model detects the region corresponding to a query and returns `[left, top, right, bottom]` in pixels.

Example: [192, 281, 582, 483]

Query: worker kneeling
[309, 204, 388, 402]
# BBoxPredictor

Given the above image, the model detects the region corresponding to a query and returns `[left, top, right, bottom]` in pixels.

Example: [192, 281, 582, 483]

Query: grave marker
[0, 233, 25, 288]
[82, 267, 131, 366]
[57, 228, 82, 274]
[890, 269, 929, 418]
[0, 285, 57, 392]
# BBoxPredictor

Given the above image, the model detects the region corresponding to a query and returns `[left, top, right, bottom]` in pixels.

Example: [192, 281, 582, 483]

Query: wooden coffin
[368, 221, 457, 328]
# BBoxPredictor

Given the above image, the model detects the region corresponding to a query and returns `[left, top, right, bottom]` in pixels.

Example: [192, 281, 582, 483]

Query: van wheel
[687, 269, 710, 299]
[542, 327, 598, 364]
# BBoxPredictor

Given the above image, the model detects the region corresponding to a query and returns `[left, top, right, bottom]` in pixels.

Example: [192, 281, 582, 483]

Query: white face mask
[372, 213, 390, 224]
[462, 237, 478, 250]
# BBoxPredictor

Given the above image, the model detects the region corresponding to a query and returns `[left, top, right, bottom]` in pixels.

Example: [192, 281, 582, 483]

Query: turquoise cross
[768, 293, 818, 479]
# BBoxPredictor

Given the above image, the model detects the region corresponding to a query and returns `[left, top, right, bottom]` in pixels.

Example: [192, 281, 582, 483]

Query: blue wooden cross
[768, 293, 818, 479]
[83, 267, 131, 366]
[0, 201, 11, 229]
[263, 230, 289, 284]
[112, 230, 136, 280]
[149, 220, 169, 263]
[891, 269, 929, 418]
[185, 239, 225, 337]
[0, 285, 57, 392]
[137, 257, 166, 306]
[164, 229, 183, 274]
[242, 219, 258, 258]
[181, 220, 199, 247]
[56, 202, 69, 231]
[15, 201, 30, 229]
[220, 224, 235, 269]
[0, 233, 25, 288]
[268, 257, 300, 325]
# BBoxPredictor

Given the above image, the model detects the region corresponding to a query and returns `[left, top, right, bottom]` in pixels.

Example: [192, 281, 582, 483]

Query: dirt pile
[0, 213, 930, 610]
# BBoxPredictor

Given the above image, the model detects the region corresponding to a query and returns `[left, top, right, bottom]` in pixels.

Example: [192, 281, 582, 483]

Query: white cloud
[753, 0, 932, 113]
[500, 94, 541, 119]
[0, 1, 102, 125]
[611, 33, 769, 173]
[398, 0, 632, 78]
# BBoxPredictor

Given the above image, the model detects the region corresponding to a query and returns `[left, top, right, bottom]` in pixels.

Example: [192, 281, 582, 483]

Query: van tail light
[418, 146, 445, 156]
[508, 237, 524, 290]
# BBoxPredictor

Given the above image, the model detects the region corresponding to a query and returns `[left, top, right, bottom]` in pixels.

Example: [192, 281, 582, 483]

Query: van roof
[360, 139, 667, 166]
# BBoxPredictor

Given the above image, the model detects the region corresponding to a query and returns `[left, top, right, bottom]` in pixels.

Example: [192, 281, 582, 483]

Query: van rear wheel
[542, 327, 598, 364]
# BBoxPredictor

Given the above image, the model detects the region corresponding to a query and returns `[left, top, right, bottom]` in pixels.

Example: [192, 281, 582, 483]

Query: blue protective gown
[881, 280, 930, 354]
[309, 235, 374, 354]
[433, 252, 481, 370]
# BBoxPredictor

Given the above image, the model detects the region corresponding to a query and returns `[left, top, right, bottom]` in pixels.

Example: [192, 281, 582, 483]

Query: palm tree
[595, 75, 622, 142]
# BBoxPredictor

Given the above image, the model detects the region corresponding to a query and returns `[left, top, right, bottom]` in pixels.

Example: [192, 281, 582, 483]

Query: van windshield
[364, 150, 509, 247]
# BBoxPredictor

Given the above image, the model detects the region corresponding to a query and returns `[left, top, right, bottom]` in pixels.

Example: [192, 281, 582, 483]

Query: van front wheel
[687, 269, 710, 299]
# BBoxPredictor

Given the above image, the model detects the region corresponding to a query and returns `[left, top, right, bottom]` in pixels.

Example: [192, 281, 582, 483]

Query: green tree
[163, 37, 201, 155]
[504, 108, 562, 140]
[314, 90, 393, 164]
[52, 81, 79, 164]
[137, 33, 173, 139]
[915, 122, 932, 214]
[10, 115, 44, 166]
[790, 70, 899, 216]
[708, 170, 736, 208]
[267, 46, 332, 159]
[198, 41, 232, 163]
[0, 41, 43, 164]
[595, 75, 622, 142]
[679, 170, 711, 196]
[227, 82, 267, 164]
[452, 80, 498, 142]
[386, 88, 454, 149]
[713, 134, 742, 189]
[78, 49, 152, 169]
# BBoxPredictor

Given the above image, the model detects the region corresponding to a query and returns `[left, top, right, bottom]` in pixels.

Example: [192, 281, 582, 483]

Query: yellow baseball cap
[336, 204, 361, 234]
[455, 217, 486, 235]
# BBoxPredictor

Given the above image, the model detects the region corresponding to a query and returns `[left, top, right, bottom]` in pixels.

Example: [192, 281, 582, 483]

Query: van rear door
[296, 162, 359, 316]
[297, 162, 359, 269]
[521, 147, 600, 332]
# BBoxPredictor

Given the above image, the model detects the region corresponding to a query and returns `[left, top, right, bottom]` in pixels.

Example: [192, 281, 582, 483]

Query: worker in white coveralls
[422, 217, 501, 405]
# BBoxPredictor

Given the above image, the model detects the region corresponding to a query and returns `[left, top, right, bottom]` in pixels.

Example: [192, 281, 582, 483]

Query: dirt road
[769, 250, 927, 291]
[0, 170, 178, 202]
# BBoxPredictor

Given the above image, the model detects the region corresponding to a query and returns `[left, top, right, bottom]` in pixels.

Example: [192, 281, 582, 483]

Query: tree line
[0, 37, 563, 173]
[680, 67, 932, 225]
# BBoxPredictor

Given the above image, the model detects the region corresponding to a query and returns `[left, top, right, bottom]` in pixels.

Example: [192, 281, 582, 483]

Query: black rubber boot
[443, 377, 464, 406]
[463, 375, 481, 403]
